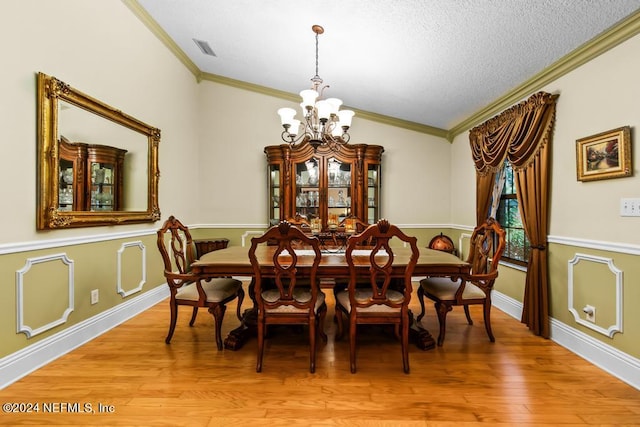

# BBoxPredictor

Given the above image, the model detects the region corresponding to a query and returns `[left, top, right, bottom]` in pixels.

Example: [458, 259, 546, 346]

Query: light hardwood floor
[1, 287, 639, 426]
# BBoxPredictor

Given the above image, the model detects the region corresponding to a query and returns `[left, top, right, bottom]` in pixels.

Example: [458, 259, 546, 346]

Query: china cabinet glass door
[90, 161, 115, 211]
[366, 163, 381, 224]
[58, 158, 75, 211]
[268, 165, 280, 226]
[295, 157, 321, 227]
[327, 157, 352, 228]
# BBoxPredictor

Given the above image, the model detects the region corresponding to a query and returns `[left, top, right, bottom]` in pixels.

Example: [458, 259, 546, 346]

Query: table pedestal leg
[410, 323, 436, 350]
[408, 309, 436, 350]
[224, 308, 257, 350]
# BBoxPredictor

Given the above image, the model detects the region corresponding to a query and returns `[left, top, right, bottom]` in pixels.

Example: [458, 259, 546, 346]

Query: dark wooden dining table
[190, 245, 470, 350]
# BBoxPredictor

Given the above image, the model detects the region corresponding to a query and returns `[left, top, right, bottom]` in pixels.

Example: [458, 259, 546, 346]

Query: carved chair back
[157, 215, 198, 290]
[344, 219, 419, 310]
[249, 221, 323, 314]
[465, 217, 506, 293]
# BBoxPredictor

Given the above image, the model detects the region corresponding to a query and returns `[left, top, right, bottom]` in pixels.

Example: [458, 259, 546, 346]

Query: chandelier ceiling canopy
[277, 25, 354, 150]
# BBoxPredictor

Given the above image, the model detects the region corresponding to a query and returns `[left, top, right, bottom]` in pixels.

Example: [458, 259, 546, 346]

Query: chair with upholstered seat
[156, 215, 244, 350]
[417, 217, 506, 346]
[334, 219, 419, 374]
[249, 220, 327, 373]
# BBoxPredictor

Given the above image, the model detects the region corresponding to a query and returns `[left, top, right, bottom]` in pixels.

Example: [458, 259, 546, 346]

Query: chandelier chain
[315, 31, 320, 82]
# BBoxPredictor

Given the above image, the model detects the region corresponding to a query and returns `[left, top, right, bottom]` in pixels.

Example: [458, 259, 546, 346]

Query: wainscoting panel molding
[0, 285, 168, 390]
[568, 253, 623, 338]
[16, 254, 74, 338]
[117, 241, 147, 298]
[241, 230, 264, 247]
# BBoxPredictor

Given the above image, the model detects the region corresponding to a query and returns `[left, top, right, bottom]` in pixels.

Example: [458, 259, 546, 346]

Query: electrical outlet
[583, 305, 596, 323]
[91, 289, 99, 305]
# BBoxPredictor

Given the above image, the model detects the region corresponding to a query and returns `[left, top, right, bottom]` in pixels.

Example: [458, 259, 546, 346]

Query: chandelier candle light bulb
[278, 25, 354, 150]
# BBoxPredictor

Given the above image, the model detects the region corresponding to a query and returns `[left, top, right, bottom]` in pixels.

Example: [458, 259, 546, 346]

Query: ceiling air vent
[193, 39, 216, 57]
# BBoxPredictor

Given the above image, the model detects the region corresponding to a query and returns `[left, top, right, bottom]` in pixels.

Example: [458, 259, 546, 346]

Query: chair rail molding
[549, 234, 640, 255]
[0, 228, 156, 255]
[568, 253, 623, 338]
[117, 241, 147, 298]
[16, 254, 74, 338]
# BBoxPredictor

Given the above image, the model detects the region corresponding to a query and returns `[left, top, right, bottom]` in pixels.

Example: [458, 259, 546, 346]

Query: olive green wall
[0, 234, 164, 357]
[547, 244, 639, 357]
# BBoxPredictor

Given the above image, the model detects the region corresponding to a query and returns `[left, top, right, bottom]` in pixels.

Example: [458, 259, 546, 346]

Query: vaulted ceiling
[131, 0, 640, 136]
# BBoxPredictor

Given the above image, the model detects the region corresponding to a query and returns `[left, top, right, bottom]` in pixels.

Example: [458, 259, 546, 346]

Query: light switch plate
[620, 198, 640, 216]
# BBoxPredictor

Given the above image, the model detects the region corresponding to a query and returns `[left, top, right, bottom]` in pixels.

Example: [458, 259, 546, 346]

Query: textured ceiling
[135, 0, 640, 132]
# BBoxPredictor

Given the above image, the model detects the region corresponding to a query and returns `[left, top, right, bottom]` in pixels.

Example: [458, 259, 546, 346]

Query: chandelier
[277, 25, 354, 150]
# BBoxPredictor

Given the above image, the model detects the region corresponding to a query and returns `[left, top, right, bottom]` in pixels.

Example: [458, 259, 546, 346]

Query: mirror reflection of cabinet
[265, 140, 383, 230]
[37, 72, 161, 229]
[58, 137, 126, 212]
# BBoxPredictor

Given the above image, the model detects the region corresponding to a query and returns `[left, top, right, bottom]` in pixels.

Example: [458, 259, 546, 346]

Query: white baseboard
[492, 291, 640, 391]
[0, 285, 169, 390]
[549, 318, 640, 390]
[492, 291, 524, 320]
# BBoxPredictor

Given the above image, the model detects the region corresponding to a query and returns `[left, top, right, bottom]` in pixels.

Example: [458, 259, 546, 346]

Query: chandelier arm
[281, 130, 306, 145]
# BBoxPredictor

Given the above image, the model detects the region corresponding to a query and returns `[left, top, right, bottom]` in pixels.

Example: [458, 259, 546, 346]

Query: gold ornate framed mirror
[37, 72, 160, 229]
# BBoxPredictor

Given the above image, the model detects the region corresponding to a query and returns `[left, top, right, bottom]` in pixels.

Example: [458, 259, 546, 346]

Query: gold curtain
[469, 91, 558, 338]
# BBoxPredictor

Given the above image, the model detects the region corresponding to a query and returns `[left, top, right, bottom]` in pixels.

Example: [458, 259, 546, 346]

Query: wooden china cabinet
[58, 137, 127, 212]
[265, 139, 383, 231]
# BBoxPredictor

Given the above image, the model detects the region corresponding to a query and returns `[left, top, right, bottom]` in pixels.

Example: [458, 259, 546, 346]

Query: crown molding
[122, 0, 201, 79]
[124, 0, 449, 140]
[199, 73, 449, 139]
[125, 1, 640, 142]
[350, 109, 449, 139]
[449, 9, 640, 138]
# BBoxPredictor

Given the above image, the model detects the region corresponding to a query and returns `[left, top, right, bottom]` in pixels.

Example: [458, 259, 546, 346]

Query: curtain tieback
[530, 244, 546, 250]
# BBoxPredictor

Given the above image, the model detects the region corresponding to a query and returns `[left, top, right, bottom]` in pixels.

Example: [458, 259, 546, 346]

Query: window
[495, 162, 530, 266]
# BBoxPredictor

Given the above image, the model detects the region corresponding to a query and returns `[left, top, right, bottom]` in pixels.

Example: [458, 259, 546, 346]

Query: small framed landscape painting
[576, 126, 632, 182]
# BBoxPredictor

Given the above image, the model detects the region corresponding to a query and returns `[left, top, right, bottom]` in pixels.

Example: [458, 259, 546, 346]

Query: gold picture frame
[576, 126, 632, 182]
[37, 72, 161, 229]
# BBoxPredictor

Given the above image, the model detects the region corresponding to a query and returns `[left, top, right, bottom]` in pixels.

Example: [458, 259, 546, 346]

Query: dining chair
[249, 220, 327, 373]
[156, 215, 244, 350]
[334, 219, 419, 374]
[333, 215, 375, 293]
[417, 217, 506, 346]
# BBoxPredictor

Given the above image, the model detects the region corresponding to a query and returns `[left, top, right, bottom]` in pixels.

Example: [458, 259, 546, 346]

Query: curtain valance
[470, 91, 559, 175]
